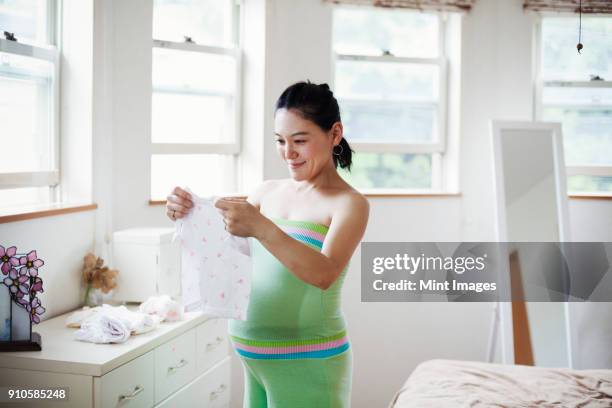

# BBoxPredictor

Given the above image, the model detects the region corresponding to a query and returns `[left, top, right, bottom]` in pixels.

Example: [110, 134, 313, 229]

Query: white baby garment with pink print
[175, 192, 252, 320]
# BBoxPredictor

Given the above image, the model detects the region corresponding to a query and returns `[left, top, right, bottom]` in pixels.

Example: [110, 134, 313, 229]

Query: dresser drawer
[196, 318, 229, 374]
[200, 357, 231, 407]
[99, 351, 154, 408]
[154, 328, 197, 403]
[155, 356, 231, 408]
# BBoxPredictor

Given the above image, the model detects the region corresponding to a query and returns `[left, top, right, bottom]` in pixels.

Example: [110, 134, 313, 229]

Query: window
[536, 15, 612, 193]
[332, 6, 448, 191]
[151, 0, 241, 200]
[0, 0, 60, 208]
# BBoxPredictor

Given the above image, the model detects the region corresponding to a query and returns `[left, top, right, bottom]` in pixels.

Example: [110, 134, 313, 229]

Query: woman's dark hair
[275, 81, 353, 171]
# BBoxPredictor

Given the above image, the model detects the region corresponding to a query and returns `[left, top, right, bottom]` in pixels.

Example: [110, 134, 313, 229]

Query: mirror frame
[489, 120, 573, 367]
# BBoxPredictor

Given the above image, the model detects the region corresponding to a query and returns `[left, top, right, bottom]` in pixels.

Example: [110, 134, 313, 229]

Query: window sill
[0, 203, 97, 224]
[358, 189, 462, 198]
[568, 192, 612, 200]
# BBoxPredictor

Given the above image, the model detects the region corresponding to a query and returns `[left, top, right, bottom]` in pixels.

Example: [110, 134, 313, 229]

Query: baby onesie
[175, 192, 252, 320]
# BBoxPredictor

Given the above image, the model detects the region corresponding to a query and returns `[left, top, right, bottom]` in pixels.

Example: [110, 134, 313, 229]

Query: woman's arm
[256, 193, 369, 290]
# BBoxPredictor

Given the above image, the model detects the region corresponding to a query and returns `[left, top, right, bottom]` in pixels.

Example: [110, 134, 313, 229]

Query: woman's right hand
[166, 186, 193, 221]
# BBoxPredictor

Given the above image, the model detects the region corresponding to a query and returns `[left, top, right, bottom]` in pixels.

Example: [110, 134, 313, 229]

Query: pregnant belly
[246, 265, 324, 328]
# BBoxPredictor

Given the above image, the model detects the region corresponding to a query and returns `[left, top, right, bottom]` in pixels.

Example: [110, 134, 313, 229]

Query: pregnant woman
[166, 81, 369, 407]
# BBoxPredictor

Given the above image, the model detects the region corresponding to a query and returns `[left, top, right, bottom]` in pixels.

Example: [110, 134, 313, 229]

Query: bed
[388, 359, 612, 407]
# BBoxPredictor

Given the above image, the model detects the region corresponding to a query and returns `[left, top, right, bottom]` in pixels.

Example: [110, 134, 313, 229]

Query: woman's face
[274, 108, 340, 181]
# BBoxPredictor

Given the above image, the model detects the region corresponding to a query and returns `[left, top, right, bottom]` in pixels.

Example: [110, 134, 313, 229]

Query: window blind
[322, 0, 475, 13]
[524, 0, 612, 14]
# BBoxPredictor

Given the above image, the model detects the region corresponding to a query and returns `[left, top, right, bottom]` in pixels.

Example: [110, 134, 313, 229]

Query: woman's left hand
[214, 197, 271, 238]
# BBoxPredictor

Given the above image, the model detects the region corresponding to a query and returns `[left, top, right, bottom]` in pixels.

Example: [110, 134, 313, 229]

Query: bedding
[389, 359, 612, 407]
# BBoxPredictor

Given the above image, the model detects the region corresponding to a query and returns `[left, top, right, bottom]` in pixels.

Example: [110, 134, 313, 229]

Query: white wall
[0, 212, 95, 319]
[567, 199, 612, 370]
[110, 0, 158, 232]
[0, 0, 610, 407]
[459, 0, 536, 242]
[92, 0, 114, 261]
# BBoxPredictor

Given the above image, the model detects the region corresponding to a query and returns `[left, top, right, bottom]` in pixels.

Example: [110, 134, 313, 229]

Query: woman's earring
[333, 144, 344, 156]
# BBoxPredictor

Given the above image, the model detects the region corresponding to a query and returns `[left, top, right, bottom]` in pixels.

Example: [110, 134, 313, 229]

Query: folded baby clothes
[174, 191, 252, 320]
[71, 304, 161, 343]
[139, 295, 184, 322]
[74, 313, 131, 344]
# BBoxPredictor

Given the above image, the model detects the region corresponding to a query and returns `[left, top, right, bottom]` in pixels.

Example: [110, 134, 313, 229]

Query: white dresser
[0, 307, 231, 408]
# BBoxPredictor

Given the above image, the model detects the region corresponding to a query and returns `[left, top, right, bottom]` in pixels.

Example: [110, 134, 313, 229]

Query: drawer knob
[206, 336, 224, 351]
[167, 358, 188, 374]
[118, 385, 144, 402]
[209, 384, 227, 401]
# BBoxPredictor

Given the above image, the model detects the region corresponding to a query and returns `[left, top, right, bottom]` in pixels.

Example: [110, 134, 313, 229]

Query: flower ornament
[0, 246, 19, 275]
[20, 251, 44, 277]
[26, 297, 46, 323]
[30, 276, 44, 295]
[14, 291, 29, 307]
[1, 245, 46, 327]
[3, 267, 29, 296]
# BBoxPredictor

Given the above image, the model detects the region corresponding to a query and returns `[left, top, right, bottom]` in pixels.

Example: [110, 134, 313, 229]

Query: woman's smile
[288, 161, 306, 169]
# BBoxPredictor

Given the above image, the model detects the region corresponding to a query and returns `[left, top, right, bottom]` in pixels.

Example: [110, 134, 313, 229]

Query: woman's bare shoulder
[246, 179, 288, 207]
[342, 188, 369, 213]
[324, 188, 369, 247]
[330, 187, 369, 224]
[260, 178, 291, 194]
[333, 181, 368, 204]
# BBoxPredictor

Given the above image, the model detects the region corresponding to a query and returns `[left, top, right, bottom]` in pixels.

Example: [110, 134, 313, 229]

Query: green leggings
[238, 348, 353, 408]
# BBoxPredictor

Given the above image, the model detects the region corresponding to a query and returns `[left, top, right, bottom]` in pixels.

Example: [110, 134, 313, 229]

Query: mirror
[490, 120, 572, 368]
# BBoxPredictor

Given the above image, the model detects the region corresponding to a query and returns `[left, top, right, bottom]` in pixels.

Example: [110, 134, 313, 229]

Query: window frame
[150, 0, 243, 199]
[0, 0, 61, 202]
[331, 6, 449, 191]
[533, 13, 612, 186]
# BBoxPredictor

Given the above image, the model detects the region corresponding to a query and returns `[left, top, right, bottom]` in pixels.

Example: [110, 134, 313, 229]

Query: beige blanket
[389, 359, 612, 408]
